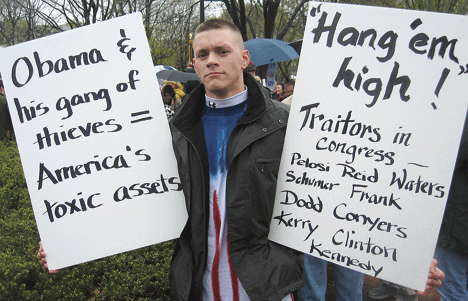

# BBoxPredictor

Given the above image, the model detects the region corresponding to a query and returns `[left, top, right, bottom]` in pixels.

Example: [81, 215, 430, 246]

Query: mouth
[206, 72, 223, 78]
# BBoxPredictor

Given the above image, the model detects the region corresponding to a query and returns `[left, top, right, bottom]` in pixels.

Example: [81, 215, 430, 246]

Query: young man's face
[193, 28, 250, 99]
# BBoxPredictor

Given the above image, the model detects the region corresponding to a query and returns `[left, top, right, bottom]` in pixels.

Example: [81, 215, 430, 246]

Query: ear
[193, 58, 199, 73]
[241, 50, 250, 70]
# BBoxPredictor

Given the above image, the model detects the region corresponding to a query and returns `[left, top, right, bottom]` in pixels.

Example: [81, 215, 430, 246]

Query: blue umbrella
[244, 38, 299, 66]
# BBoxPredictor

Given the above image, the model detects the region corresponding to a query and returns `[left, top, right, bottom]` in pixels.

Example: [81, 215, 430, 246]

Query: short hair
[161, 84, 175, 97]
[194, 19, 244, 50]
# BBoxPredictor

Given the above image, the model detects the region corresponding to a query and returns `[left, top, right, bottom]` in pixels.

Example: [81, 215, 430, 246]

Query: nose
[206, 52, 219, 67]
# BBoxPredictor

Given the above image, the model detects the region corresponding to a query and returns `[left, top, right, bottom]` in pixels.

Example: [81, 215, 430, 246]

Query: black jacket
[168, 74, 303, 300]
[437, 111, 468, 255]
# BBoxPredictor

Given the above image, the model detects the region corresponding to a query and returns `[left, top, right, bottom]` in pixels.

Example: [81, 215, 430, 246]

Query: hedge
[0, 140, 174, 300]
[1, 140, 345, 300]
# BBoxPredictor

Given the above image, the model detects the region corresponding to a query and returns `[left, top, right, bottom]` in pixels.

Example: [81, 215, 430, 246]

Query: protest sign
[266, 62, 277, 91]
[269, 3, 468, 290]
[0, 13, 187, 270]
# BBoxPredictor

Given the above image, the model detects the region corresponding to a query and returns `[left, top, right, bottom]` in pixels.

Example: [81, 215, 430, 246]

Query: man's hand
[36, 241, 60, 274]
[417, 258, 445, 295]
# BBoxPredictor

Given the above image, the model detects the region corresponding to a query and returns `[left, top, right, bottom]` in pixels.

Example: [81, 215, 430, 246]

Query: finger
[37, 241, 44, 259]
[424, 278, 442, 291]
[425, 281, 441, 291]
[430, 258, 438, 273]
[430, 268, 444, 278]
[434, 267, 445, 280]
[416, 281, 442, 296]
[37, 250, 46, 260]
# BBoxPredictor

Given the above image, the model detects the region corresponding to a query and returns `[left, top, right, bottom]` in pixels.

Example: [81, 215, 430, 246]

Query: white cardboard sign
[269, 3, 468, 290]
[0, 13, 187, 270]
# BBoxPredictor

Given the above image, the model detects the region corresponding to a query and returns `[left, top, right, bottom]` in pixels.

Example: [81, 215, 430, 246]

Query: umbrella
[154, 64, 177, 73]
[288, 39, 303, 55]
[244, 38, 299, 66]
[157, 69, 200, 83]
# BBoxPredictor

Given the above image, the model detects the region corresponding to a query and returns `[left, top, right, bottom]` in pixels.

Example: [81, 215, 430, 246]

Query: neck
[205, 77, 245, 99]
[205, 87, 248, 109]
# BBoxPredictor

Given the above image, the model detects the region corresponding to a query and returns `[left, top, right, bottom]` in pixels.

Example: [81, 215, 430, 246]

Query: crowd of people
[25, 18, 466, 301]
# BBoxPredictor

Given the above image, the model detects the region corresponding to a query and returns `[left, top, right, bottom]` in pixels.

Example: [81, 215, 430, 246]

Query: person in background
[163, 80, 184, 109]
[161, 84, 176, 119]
[0, 78, 14, 141]
[282, 81, 294, 99]
[433, 110, 468, 301]
[244, 61, 273, 96]
[280, 81, 295, 106]
[298, 257, 365, 301]
[244, 61, 261, 82]
[272, 82, 283, 101]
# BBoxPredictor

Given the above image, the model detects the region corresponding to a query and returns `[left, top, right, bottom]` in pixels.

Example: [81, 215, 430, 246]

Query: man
[244, 61, 256, 77]
[167, 19, 302, 301]
[37, 19, 444, 301]
[282, 81, 294, 99]
[280, 81, 294, 105]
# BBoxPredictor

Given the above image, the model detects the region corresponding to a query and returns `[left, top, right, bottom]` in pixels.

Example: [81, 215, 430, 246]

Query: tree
[148, 0, 200, 68]
[42, 0, 116, 28]
[217, 0, 310, 40]
[28, 0, 200, 68]
[0, 0, 23, 45]
[0, 0, 61, 46]
[401, 0, 468, 13]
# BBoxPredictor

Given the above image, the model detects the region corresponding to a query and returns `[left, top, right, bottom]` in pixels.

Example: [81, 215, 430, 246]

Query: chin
[206, 84, 229, 94]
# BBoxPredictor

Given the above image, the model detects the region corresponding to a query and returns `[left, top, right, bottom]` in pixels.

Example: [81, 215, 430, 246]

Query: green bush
[0, 140, 174, 300]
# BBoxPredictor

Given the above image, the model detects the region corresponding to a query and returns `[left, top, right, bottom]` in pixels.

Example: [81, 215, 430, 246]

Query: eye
[196, 52, 207, 59]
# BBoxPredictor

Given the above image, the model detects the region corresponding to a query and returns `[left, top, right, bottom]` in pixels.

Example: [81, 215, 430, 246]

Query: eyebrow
[195, 39, 235, 51]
